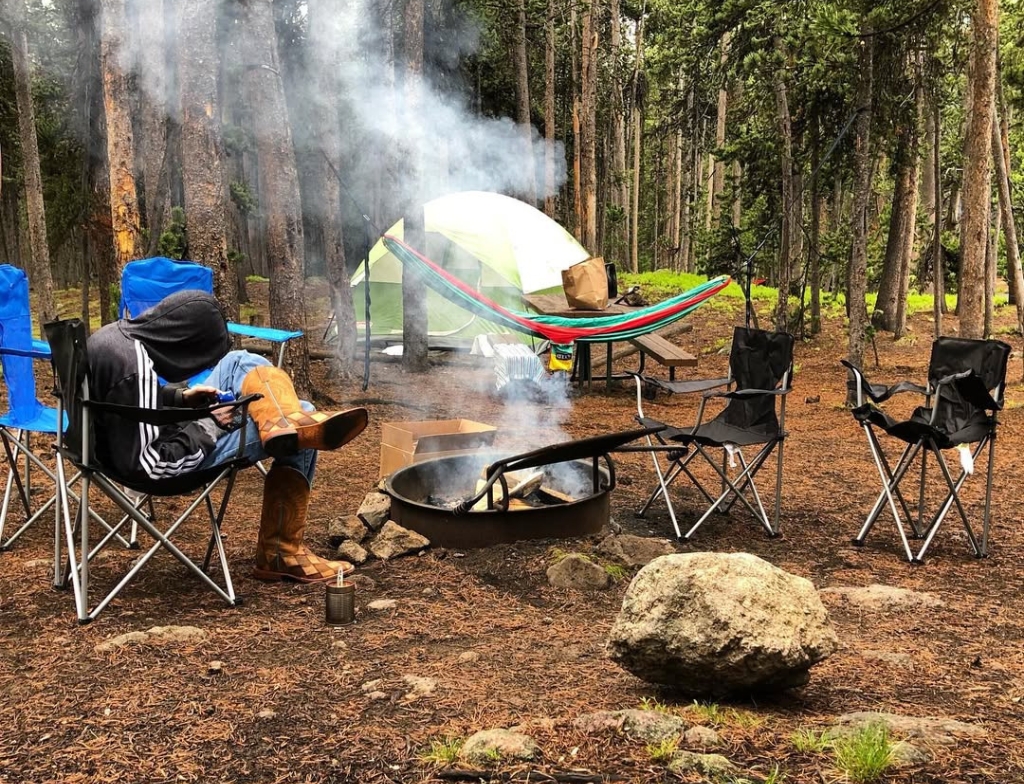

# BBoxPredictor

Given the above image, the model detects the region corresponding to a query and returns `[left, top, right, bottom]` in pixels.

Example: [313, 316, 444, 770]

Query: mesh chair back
[0, 265, 44, 425]
[925, 337, 1010, 439]
[120, 257, 214, 318]
[42, 319, 90, 461]
[719, 327, 795, 435]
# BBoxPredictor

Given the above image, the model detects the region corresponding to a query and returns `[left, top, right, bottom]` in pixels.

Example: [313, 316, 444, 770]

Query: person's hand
[181, 385, 221, 408]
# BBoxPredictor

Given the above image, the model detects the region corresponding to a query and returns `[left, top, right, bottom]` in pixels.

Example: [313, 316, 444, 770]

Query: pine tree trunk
[608, 0, 626, 267]
[873, 134, 915, 333]
[308, 0, 357, 379]
[100, 0, 141, 280]
[134, 0, 172, 251]
[848, 36, 874, 404]
[234, 0, 311, 390]
[958, 0, 998, 339]
[628, 13, 643, 273]
[401, 0, 430, 372]
[932, 97, 944, 335]
[992, 105, 1024, 337]
[772, 38, 793, 332]
[712, 32, 730, 223]
[919, 87, 936, 291]
[513, 0, 536, 206]
[579, 0, 599, 252]
[809, 122, 822, 335]
[543, 0, 557, 218]
[10, 0, 58, 324]
[894, 72, 924, 339]
[177, 0, 238, 317]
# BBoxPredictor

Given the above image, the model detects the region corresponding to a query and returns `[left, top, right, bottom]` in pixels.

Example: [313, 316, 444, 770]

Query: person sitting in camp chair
[85, 290, 369, 583]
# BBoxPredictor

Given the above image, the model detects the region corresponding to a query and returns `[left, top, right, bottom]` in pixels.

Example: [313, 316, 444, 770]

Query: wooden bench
[629, 332, 697, 380]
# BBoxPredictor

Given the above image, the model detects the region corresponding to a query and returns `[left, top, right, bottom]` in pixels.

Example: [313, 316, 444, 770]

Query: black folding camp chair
[631, 326, 795, 540]
[44, 318, 261, 624]
[842, 337, 1010, 563]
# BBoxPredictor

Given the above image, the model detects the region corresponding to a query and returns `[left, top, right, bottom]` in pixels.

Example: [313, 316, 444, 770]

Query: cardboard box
[379, 419, 498, 478]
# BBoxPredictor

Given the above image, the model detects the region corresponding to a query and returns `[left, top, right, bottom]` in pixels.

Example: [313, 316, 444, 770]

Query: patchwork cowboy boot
[240, 365, 368, 458]
[254, 464, 354, 583]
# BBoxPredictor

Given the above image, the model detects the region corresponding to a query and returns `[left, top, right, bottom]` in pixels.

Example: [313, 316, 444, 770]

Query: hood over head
[120, 290, 231, 382]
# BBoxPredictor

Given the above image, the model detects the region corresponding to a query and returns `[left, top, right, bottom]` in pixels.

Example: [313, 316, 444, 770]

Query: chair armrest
[84, 393, 261, 427]
[840, 359, 926, 404]
[706, 387, 790, 400]
[0, 342, 51, 360]
[227, 322, 303, 343]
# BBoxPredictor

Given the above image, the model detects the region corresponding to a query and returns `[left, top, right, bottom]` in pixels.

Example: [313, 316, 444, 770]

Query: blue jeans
[197, 350, 317, 483]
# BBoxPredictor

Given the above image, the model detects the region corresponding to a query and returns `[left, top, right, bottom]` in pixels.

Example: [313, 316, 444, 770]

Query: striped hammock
[382, 235, 730, 346]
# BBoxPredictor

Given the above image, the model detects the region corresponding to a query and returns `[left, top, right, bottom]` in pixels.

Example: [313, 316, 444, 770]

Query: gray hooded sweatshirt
[87, 290, 231, 484]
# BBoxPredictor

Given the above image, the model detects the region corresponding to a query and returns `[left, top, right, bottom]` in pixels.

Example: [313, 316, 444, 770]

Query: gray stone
[367, 691, 388, 701]
[336, 540, 369, 564]
[574, 709, 687, 743]
[366, 599, 397, 612]
[597, 534, 677, 568]
[207, 660, 224, 675]
[892, 741, 932, 766]
[667, 751, 737, 778]
[402, 675, 437, 700]
[460, 729, 540, 765]
[831, 712, 987, 746]
[458, 650, 481, 664]
[357, 492, 392, 531]
[683, 725, 722, 749]
[257, 708, 276, 719]
[820, 584, 944, 610]
[95, 625, 208, 652]
[860, 649, 914, 667]
[368, 521, 430, 560]
[608, 553, 838, 697]
[328, 515, 370, 545]
[360, 679, 383, 692]
[546, 553, 611, 590]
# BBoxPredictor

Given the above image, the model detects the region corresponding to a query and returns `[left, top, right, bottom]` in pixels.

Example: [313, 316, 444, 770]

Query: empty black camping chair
[630, 326, 795, 540]
[44, 318, 261, 623]
[841, 337, 1010, 563]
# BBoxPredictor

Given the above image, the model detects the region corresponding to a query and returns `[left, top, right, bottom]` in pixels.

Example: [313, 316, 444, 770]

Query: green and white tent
[352, 191, 590, 346]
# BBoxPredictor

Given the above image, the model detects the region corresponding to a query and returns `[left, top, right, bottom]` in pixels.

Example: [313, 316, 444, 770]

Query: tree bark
[847, 35, 874, 404]
[628, 12, 643, 273]
[234, 0, 311, 390]
[932, 96, 943, 336]
[711, 32, 730, 222]
[958, 0, 998, 339]
[133, 0, 172, 252]
[543, 0, 556, 218]
[401, 0, 429, 372]
[100, 0, 142, 280]
[772, 37, 793, 332]
[809, 120, 822, 335]
[992, 104, 1024, 337]
[608, 0, 626, 266]
[10, 0, 58, 324]
[177, 0, 238, 317]
[873, 132, 917, 334]
[307, 0, 357, 379]
[579, 0, 599, 252]
[512, 0, 536, 205]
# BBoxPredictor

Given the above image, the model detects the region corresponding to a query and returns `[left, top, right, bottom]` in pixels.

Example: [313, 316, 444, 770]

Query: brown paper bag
[561, 257, 609, 310]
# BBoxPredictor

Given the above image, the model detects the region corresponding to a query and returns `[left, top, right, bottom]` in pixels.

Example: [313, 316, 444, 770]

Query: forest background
[0, 0, 1021, 392]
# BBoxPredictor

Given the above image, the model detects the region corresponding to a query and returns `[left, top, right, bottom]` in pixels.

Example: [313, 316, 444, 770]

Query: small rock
[368, 521, 430, 560]
[257, 708, 277, 719]
[574, 710, 688, 743]
[667, 751, 737, 778]
[460, 729, 540, 765]
[422, 587, 435, 596]
[892, 741, 932, 766]
[23, 559, 51, 569]
[360, 679, 383, 692]
[336, 540, 369, 564]
[458, 650, 481, 664]
[805, 395, 821, 404]
[366, 599, 397, 612]
[95, 625, 207, 652]
[357, 492, 392, 531]
[331, 640, 348, 650]
[208, 660, 224, 675]
[683, 725, 722, 749]
[402, 675, 437, 700]
[820, 584, 944, 610]
[597, 534, 676, 568]
[546, 554, 610, 590]
[329, 515, 371, 545]
[830, 712, 986, 745]
[367, 691, 388, 701]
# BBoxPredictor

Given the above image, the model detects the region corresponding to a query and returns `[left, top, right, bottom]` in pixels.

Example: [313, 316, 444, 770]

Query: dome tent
[351, 191, 591, 347]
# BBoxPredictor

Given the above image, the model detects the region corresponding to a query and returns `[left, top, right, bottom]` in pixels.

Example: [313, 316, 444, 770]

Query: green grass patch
[420, 737, 463, 766]
[637, 696, 673, 714]
[832, 723, 895, 783]
[790, 728, 831, 753]
[687, 700, 725, 726]
[604, 563, 628, 581]
[646, 737, 679, 764]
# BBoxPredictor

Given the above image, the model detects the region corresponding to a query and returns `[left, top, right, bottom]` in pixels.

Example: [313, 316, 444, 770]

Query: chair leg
[914, 439, 990, 562]
[635, 433, 686, 538]
[855, 431, 921, 562]
[682, 444, 777, 540]
[982, 434, 995, 556]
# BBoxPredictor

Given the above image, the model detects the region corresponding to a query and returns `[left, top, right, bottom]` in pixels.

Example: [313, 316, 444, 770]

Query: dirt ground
[2, 290, 1024, 784]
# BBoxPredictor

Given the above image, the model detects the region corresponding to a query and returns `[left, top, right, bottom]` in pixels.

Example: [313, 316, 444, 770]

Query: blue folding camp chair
[119, 257, 303, 367]
[0, 265, 128, 563]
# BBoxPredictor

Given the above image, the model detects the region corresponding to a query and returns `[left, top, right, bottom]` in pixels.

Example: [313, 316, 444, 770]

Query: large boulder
[607, 552, 837, 697]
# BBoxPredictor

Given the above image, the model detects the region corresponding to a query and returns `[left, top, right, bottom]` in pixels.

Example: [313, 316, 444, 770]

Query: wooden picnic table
[523, 293, 696, 389]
